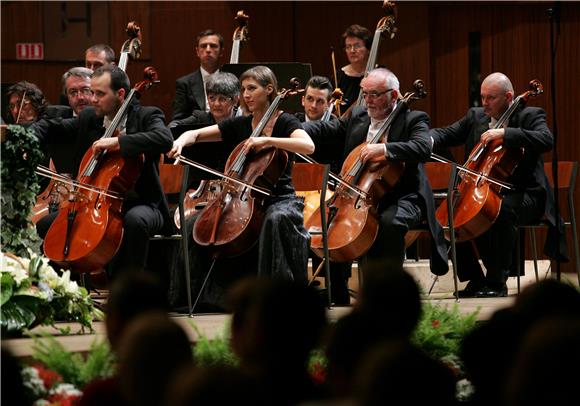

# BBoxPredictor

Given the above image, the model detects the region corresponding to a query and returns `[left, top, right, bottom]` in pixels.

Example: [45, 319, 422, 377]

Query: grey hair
[368, 68, 400, 92]
[62, 66, 93, 95]
[482, 72, 514, 93]
[205, 72, 240, 98]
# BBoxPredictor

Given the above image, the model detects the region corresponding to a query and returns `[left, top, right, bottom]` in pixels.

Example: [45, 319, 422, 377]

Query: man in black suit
[171, 29, 224, 121]
[304, 68, 448, 278]
[33, 65, 174, 277]
[430, 72, 556, 297]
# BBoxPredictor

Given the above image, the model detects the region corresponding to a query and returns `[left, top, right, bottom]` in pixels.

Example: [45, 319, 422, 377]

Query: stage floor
[5, 259, 575, 358]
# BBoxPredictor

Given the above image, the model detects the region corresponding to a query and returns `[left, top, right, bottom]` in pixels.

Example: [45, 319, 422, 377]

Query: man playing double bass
[304, 68, 448, 277]
[430, 72, 559, 297]
[33, 65, 174, 278]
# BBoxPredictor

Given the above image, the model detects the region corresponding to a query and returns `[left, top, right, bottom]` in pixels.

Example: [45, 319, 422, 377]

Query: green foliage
[1, 124, 43, 257]
[1, 251, 99, 336]
[412, 301, 479, 360]
[30, 335, 115, 388]
[190, 320, 238, 367]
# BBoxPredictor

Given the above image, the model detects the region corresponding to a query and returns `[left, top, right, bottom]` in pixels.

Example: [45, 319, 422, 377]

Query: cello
[43, 68, 160, 272]
[435, 79, 544, 242]
[31, 22, 142, 225]
[306, 80, 427, 262]
[191, 80, 302, 258]
[174, 10, 250, 229]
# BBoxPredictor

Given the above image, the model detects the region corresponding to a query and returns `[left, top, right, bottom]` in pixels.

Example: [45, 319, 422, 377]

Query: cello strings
[295, 153, 369, 198]
[174, 155, 271, 196]
[35, 166, 123, 200]
[430, 154, 514, 190]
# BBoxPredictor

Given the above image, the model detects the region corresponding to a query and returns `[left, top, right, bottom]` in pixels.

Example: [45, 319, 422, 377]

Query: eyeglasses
[7, 100, 32, 110]
[344, 44, 364, 52]
[208, 95, 232, 104]
[67, 87, 92, 98]
[361, 89, 393, 100]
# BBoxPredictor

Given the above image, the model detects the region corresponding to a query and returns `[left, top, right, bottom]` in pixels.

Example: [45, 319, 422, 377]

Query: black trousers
[36, 204, 164, 276]
[359, 193, 424, 274]
[456, 189, 545, 285]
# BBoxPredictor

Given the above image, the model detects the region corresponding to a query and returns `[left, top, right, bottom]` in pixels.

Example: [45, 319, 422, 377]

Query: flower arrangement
[20, 336, 115, 405]
[22, 364, 83, 406]
[1, 250, 102, 336]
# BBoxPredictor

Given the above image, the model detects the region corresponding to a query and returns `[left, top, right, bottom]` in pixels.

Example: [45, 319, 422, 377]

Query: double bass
[191, 80, 302, 258]
[43, 68, 160, 272]
[435, 79, 544, 242]
[306, 80, 427, 262]
[340, 1, 397, 118]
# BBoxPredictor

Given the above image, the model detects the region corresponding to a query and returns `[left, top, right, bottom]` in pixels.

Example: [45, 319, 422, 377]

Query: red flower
[33, 364, 63, 389]
[48, 392, 82, 406]
[431, 319, 441, 328]
[310, 362, 327, 385]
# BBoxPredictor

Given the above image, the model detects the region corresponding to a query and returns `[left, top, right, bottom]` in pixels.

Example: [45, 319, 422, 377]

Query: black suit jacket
[172, 70, 206, 121]
[430, 106, 566, 260]
[304, 106, 449, 275]
[33, 102, 175, 234]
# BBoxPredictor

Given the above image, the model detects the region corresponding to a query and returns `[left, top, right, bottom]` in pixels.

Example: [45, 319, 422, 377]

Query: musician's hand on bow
[243, 137, 271, 154]
[92, 137, 120, 156]
[360, 143, 387, 163]
[480, 128, 504, 146]
[167, 130, 197, 158]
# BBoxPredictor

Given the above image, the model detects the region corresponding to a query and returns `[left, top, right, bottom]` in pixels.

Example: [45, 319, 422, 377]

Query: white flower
[49, 383, 83, 398]
[59, 270, 80, 295]
[0, 252, 29, 286]
[37, 260, 60, 289]
[21, 366, 46, 397]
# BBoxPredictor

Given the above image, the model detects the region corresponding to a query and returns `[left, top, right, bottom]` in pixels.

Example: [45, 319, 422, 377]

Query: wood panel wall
[2, 1, 579, 272]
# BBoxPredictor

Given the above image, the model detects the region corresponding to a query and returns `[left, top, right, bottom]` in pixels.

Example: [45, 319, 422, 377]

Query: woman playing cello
[168, 66, 314, 308]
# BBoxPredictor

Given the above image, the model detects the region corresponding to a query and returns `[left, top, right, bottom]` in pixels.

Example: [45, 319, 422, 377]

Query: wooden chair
[516, 161, 580, 289]
[293, 162, 332, 307]
[407, 161, 460, 299]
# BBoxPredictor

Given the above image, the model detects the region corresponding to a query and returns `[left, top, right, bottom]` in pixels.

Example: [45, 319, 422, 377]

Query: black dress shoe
[456, 280, 486, 298]
[475, 284, 508, 298]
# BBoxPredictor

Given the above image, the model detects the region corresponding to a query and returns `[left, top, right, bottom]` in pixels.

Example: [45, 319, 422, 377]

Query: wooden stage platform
[5, 259, 573, 358]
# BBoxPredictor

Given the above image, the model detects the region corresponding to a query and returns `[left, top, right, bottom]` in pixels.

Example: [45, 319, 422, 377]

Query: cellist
[32, 65, 173, 277]
[304, 68, 448, 276]
[430, 72, 557, 297]
[168, 65, 314, 310]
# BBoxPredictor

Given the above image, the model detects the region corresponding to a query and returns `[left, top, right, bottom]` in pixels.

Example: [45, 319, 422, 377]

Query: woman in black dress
[169, 66, 315, 309]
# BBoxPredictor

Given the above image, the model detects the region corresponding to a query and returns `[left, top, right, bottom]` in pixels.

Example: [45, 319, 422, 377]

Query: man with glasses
[304, 68, 448, 277]
[63, 67, 94, 116]
[172, 29, 224, 121]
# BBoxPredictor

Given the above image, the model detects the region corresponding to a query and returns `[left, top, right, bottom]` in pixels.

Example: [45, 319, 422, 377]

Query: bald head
[482, 72, 514, 93]
[480, 72, 514, 119]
